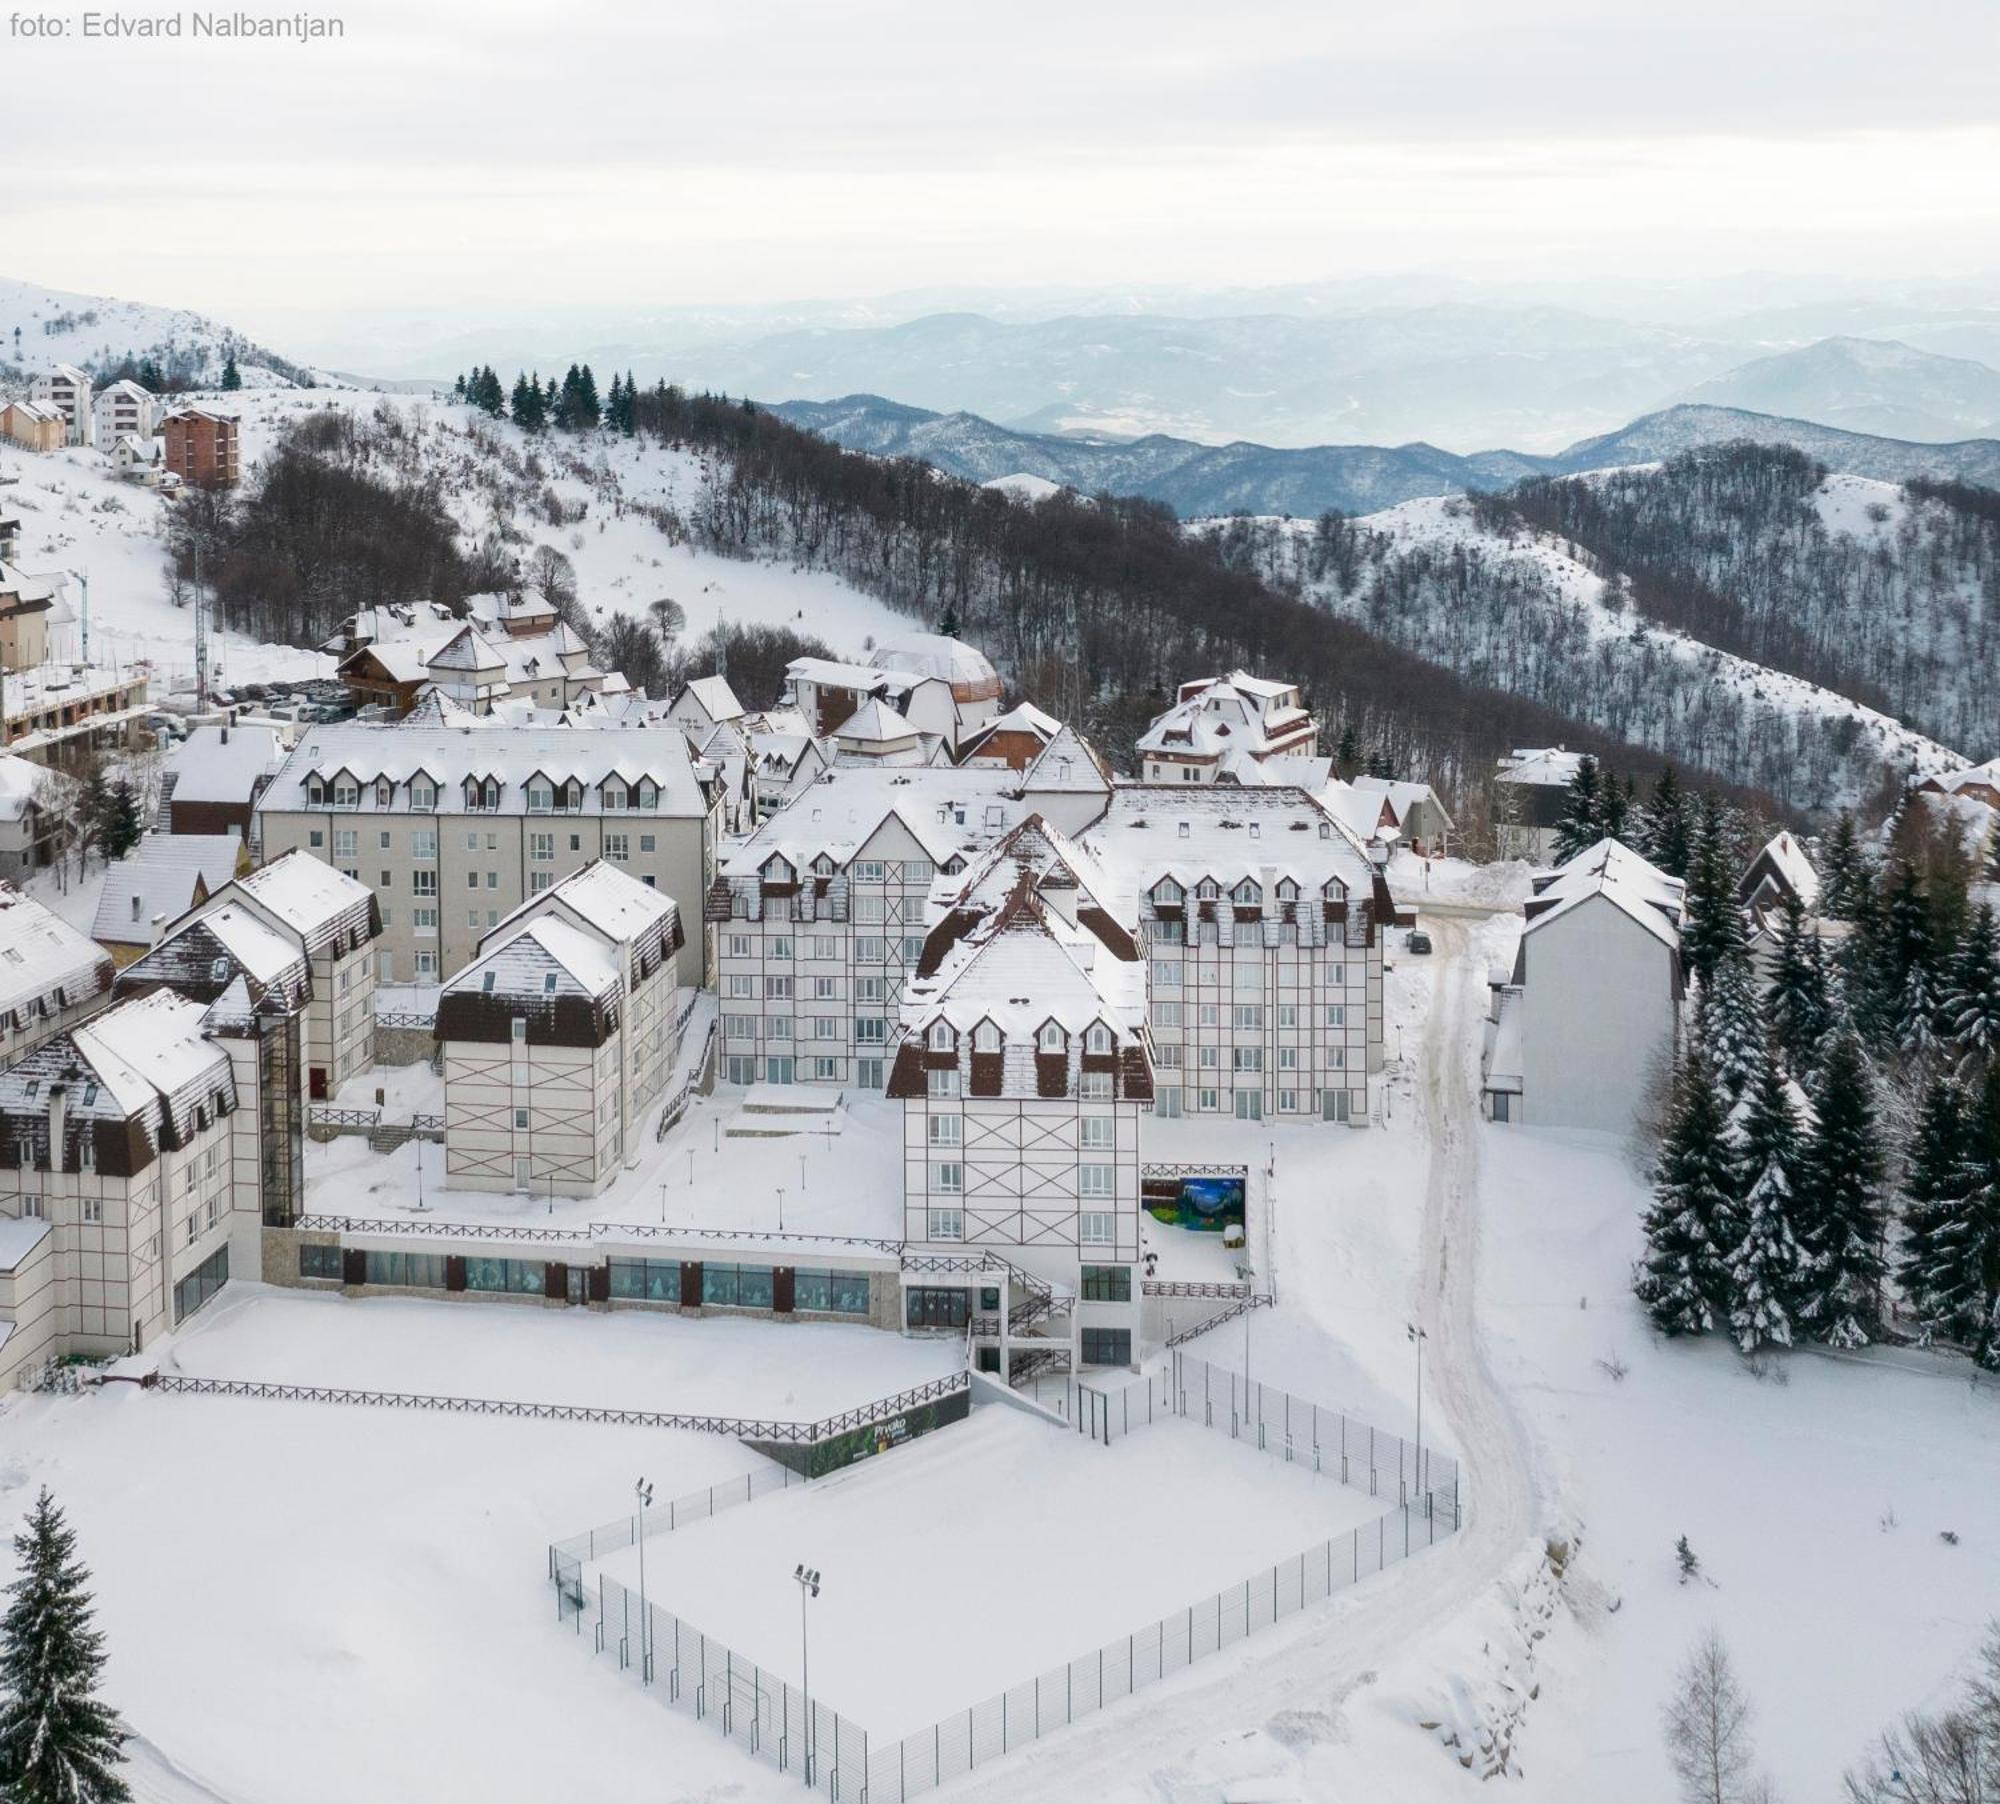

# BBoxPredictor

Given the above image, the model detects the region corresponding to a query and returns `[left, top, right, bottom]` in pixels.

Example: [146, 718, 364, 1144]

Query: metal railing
[1164, 1292, 1273, 1349]
[154, 1369, 968, 1448]
[1142, 1279, 1254, 1298]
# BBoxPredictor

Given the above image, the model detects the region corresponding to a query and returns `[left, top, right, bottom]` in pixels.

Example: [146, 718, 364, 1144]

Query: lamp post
[1407, 1323, 1428, 1507]
[635, 1479, 655, 1681]
[794, 1564, 821, 1783]
[777, 1186, 786, 1233]
[659, 1180, 667, 1225]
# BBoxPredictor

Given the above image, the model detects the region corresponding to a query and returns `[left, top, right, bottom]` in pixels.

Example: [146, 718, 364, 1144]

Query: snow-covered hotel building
[890, 846, 1151, 1378]
[252, 723, 722, 990]
[28, 364, 91, 446]
[435, 862, 686, 1198]
[782, 632, 1003, 754]
[1083, 786, 1397, 1125]
[0, 990, 257, 1388]
[706, 745, 1114, 1089]
[1482, 838, 1686, 1132]
[0, 886, 116, 1070]
[1136, 672, 1318, 784]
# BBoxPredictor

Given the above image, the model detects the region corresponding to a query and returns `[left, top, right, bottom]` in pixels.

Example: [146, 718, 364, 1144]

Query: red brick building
[162, 408, 241, 488]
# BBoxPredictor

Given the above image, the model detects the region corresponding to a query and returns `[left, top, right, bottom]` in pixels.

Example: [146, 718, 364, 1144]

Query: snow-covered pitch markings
[547, 1353, 1464, 1798]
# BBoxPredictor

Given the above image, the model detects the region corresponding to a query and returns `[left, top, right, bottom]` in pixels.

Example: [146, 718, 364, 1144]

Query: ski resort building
[1136, 673, 1318, 784]
[161, 408, 241, 488]
[28, 364, 91, 445]
[0, 885, 116, 1069]
[91, 834, 249, 966]
[90, 379, 155, 449]
[0, 401, 64, 453]
[889, 866, 1151, 1380]
[783, 633, 1002, 755]
[252, 723, 722, 990]
[1081, 786, 1395, 1124]
[0, 755, 67, 880]
[159, 721, 286, 837]
[435, 862, 686, 1198]
[0, 990, 258, 1389]
[1482, 838, 1686, 1132]
[1492, 747, 1586, 863]
[1739, 830, 1821, 920]
[664, 675, 745, 736]
[957, 700, 1064, 771]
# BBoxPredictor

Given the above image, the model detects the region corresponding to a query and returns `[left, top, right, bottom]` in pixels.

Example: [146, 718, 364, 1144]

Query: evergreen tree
[1818, 812, 1874, 923]
[219, 352, 241, 391]
[135, 358, 162, 393]
[510, 372, 547, 432]
[74, 767, 111, 862]
[620, 369, 639, 433]
[1636, 1045, 1739, 1336]
[1907, 1066, 2000, 1365]
[1639, 764, 1694, 878]
[1699, 947, 1766, 1099]
[1365, 746, 1395, 781]
[451, 372, 468, 403]
[1898, 1072, 1971, 1342]
[1681, 795, 1747, 986]
[1870, 857, 1938, 1051]
[1795, 1030, 1888, 1348]
[573, 363, 600, 429]
[1944, 903, 2000, 1077]
[0, 1489, 130, 1804]
[937, 606, 961, 638]
[1599, 775, 1632, 845]
[1728, 1056, 1808, 1353]
[98, 781, 143, 861]
[1552, 754, 1606, 864]
[605, 373, 624, 432]
[1335, 725, 1359, 771]
[470, 366, 505, 417]
[1763, 895, 1832, 1077]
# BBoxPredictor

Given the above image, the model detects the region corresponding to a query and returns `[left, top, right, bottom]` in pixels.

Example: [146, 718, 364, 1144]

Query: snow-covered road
[943, 914, 1544, 1801]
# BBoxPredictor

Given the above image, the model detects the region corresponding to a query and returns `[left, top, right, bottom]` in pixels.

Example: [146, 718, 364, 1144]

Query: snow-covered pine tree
[1796, 1029, 1888, 1348]
[1639, 764, 1694, 879]
[1699, 947, 1766, 1099]
[1898, 1071, 1970, 1344]
[1944, 903, 2000, 1078]
[1636, 1044, 1739, 1336]
[219, 352, 241, 391]
[1600, 774, 1632, 845]
[1908, 1065, 2000, 1366]
[1552, 754, 1606, 865]
[1727, 1056, 1808, 1353]
[1681, 799, 1748, 986]
[0, 1489, 130, 1804]
[1763, 895, 1832, 1078]
[1818, 811, 1875, 923]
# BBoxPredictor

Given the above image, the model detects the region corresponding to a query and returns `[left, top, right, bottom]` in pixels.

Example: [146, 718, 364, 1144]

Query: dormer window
[563, 780, 583, 812]
[306, 777, 325, 807]
[1152, 878, 1183, 907]
[602, 780, 627, 812]
[1084, 1022, 1112, 1054]
[941, 856, 964, 875]
[1196, 879, 1219, 900]
[972, 1021, 1001, 1052]
[375, 779, 392, 807]
[1232, 880, 1261, 906]
[332, 777, 359, 808]
[481, 971, 496, 994]
[410, 779, 436, 810]
[1037, 1021, 1065, 1053]
[1276, 878, 1299, 901]
[526, 780, 554, 813]
[208, 957, 231, 983]
[635, 779, 659, 810]
[928, 1021, 955, 1052]
[1177, 822, 1191, 839]
[812, 855, 836, 876]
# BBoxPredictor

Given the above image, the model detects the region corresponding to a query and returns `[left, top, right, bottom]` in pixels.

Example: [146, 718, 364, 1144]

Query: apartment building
[1081, 785, 1396, 1125]
[253, 723, 721, 990]
[161, 408, 241, 488]
[0, 757, 69, 883]
[91, 833, 249, 966]
[706, 760, 1111, 1089]
[160, 720, 286, 837]
[0, 884, 117, 1069]
[890, 872, 1150, 1379]
[0, 401, 64, 454]
[0, 990, 253, 1388]
[1136, 672, 1318, 783]
[436, 861, 685, 1198]
[28, 364, 91, 445]
[784, 632, 1002, 754]
[90, 379, 155, 449]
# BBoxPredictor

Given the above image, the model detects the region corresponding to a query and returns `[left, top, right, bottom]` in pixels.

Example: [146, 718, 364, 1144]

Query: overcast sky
[4, 0, 1996, 321]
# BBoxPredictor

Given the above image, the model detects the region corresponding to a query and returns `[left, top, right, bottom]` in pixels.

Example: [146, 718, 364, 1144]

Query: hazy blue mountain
[1677, 337, 2000, 441]
[773, 395, 2000, 517]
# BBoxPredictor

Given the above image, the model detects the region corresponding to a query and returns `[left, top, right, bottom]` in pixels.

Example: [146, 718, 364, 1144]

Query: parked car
[1407, 929, 1433, 955]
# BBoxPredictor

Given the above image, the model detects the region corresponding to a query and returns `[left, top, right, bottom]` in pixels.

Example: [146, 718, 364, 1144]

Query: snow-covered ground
[592, 1405, 1393, 1738]
[158, 1284, 959, 1420]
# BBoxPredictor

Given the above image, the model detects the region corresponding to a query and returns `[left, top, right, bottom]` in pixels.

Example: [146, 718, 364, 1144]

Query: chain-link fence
[547, 1352, 1463, 1799]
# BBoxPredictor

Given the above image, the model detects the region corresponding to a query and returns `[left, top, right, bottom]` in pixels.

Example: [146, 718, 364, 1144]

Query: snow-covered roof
[1523, 838, 1684, 952]
[863, 632, 1000, 693]
[927, 813, 1132, 937]
[0, 754, 49, 824]
[0, 885, 110, 1021]
[69, 990, 231, 1122]
[1496, 747, 1586, 788]
[1020, 724, 1114, 795]
[1081, 784, 1376, 915]
[833, 697, 919, 744]
[1136, 671, 1314, 762]
[165, 721, 285, 805]
[236, 849, 375, 940]
[260, 723, 714, 818]
[446, 915, 621, 1003]
[0, 1216, 50, 1272]
[1924, 757, 2000, 799]
[189, 899, 310, 987]
[485, 859, 677, 953]
[94, 379, 151, 405]
[2, 400, 62, 425]
[674, 675, 744, 722]
[720, 765, 1028, 878]
[92, 835, 243, 944]
[1352, 774, 1452, 829]
[1743, 831, 1821, 909]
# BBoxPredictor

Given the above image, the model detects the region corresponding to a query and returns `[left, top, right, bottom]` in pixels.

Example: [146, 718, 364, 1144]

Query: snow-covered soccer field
[594, 1405, 1393, 1738]
[162, 1283, 960, 1420]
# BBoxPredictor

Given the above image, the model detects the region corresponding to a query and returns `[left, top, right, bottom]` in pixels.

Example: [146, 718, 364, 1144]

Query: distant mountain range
[1683, 337, 2000, 442]
[0, 276, 306, 388]
[770, 396, 2000, 519]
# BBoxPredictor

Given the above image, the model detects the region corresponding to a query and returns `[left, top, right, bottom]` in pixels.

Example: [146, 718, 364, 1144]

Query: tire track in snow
[940, 916, 1542, 1800]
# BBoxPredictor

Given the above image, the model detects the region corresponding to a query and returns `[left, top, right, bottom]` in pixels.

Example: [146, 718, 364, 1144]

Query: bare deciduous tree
[1663, 1630, 1764, 1804]
[1845, 1622, 2000, 1804]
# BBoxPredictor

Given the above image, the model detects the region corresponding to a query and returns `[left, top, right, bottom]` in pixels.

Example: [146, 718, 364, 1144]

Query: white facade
[1136, 672, 1318, 784]
[29, 364, 92, 446]
[436, 862, 686, 1197]
[91, 379, 155, 449]
[1492, 747, 1586, 864]
[252, 722, 721, 989]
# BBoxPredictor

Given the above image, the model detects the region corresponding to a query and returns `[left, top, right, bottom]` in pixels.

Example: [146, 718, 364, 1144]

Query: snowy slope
[0, 276, 297, 387]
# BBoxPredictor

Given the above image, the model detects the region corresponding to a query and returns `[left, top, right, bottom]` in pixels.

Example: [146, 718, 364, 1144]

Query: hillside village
[0, 369, 1996, 1804]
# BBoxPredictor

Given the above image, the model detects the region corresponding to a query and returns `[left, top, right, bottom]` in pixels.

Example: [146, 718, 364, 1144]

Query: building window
[927, 1067, 960, 1099]
[929, 1114, 961, 1147]
[513, 1106, 529, 1129]
[510, 1017, 527, 1042]
[1079, 1072, 1112, 1100]
[1081, 1327, 1131, 1366]
[812, 935, 838, 960]
[1079, 1163, 1114, 1198]
[1326, 1005, 1346, 1028]
[605, 833, 629, 862]
[727, 974, 754, 998]
[931, 1161, 963, 1194]
[701, 1262, 777, 1310]
[793, 1267, 871, 1315]
[463, 1257, 545, 1295]
[766, 976, 793, 1000]
[526, 782, 553, 812]
[727, 935, 752, 958]
[855, 936, 886, 962]
[173, 1245, 230, 1323]
[906, 1286, 968, 1328]
[928, 1021, 954, 1052]
[1232, 1005, 1264, 1029]
[298, 1242, 342, 1281]
[1080, 1264, 1131, 1302]
[333, 830, 356, 858]
[1079, 1211, 1115, 1245]
[811, 1056, 840, 1080]
[415, 950, 438, 979]
[1233, 1048, 1263, 1072]
[79, 1188, 99, 1216]
[855, 1017, 886, 1044]
[1079, 1115, 1114, 1149]
[812, 1018, 840, 1041]
[363, 1250, 448, 1289]
[530, 832, 554, 862]
[770, 936, 793, 959]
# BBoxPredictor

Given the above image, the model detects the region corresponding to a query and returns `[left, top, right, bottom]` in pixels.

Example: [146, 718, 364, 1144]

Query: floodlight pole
[777, 1186, 785, 1234]
[794, 1564, 821, 1783]
[1407, 1322, 1428, 1507]
[635, 1478, 654, 1682]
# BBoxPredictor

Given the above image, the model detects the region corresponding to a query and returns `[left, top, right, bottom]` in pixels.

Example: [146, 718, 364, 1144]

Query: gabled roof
[92, 834, 243, 945]
[863, 632, 1000, 693]
[484, 859, 678, 953]
[719, 765, 1028, 877]
[1020, 724, 1113, 794]
[68, 991, 230, 1119]
[833, 697, 919, 744]
[674, 675, 744, 722]
[164, 722, 285, 804]
[1496, 747, 1585, 788]
[0, 885, 111, 1020]
[1523, 839, 1684, 953]
[1741, 831, 1821, 909]
[236, 850, 375, 940]
[446, 915, 620, 1002]
[0, 754, 50, 825]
